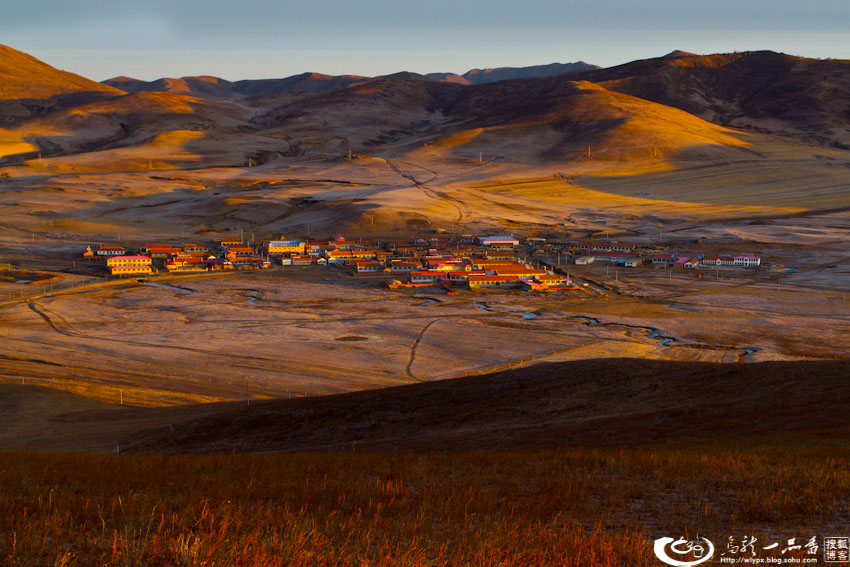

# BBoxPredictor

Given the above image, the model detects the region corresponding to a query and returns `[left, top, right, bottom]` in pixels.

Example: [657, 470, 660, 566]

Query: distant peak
[105, 76, 141, 83]
[184, 75, 225, 83]
[295, 72, 334, 80]
[379, 71, 431, 81]
[663, 50, 697, 59]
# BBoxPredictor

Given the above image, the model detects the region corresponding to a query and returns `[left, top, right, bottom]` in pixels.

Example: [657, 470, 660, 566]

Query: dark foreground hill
[126, 358, 850, 453]
[5, 358, 849, 453]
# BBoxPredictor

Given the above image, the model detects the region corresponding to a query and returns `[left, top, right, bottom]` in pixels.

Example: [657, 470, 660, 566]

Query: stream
[569, 315, 758, 361]
[414, 299, 759, 361]
[144, 282, 194, 294]
[236, 290, 259, 304]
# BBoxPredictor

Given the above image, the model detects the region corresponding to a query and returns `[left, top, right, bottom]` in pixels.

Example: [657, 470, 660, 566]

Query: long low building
[490, 266, 548, 278]
[477, 236, 520, 248]
[468, 274, 522, 289]
[734, 255, 761, 267]
[584, 251, 641, 263]
[410, 271, 445, 284]
[109, 265, 152, 276]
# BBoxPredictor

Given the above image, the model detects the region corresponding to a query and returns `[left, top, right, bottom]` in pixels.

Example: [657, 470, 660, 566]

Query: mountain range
[102, 61, 602, 99]
[1, 44, 849, 170]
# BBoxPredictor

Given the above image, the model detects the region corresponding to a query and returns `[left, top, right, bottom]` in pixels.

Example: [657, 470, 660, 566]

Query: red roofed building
[468, 274, 522, 289]
[444, 270, 486, 283]
[96, 245, 125, 257]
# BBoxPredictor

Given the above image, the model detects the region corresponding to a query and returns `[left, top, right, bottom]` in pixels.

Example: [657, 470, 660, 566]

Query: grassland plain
[3, 265, 849, 408]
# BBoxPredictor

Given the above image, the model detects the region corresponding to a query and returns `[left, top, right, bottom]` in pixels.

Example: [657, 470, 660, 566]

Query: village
[78, 233, 765, 293]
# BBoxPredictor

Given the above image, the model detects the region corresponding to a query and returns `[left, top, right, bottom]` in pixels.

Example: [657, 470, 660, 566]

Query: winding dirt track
[384, 158, 470, 222]
[405, 319, 439, 380]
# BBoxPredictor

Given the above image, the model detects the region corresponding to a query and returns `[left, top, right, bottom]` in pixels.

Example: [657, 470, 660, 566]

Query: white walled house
[734, 255, 761, 267]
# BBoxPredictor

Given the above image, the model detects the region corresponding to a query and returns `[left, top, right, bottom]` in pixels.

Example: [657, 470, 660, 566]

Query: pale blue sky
[3, 0, 849, 81]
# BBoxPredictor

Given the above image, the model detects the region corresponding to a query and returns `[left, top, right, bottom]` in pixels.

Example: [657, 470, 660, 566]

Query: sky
[3, 0, 850, 81]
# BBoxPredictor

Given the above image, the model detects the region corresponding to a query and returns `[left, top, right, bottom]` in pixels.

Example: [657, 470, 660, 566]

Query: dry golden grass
[0, 125, 65, 159]
[149, 130, 205, 147]
[467, 176, 804, 219]
[64, 92, 200, 116]
[1, 446, 845, 566]
[567, 81, 750, 156]
[433, 128, 484, 149]
[578, 151, 850, 211]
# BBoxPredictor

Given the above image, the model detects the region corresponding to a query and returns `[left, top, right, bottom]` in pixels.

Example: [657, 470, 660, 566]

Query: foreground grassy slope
[4, 359, 850, 453]
[3, 443, 848, 565]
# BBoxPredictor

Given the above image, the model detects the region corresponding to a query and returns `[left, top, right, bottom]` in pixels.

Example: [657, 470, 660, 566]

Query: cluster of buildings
[648, 254, 762, 269]
[81, 233, 574, 292]
[81, 233, 763, 283]
[82, 239, 271, 276]
[327, 235, 571, 292]
[553, 241, 761, 270]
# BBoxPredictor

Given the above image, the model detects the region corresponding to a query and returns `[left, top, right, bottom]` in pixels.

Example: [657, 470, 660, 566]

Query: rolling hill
[3, 45, 850, 237]
[127, 358, 850, 454]
[0, 44, 124, 121]
[573, 50, 850, 147]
